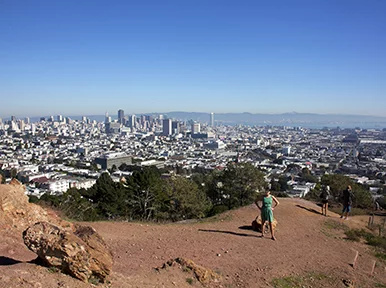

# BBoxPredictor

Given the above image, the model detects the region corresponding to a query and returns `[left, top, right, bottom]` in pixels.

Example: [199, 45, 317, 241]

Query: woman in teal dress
[256, 191, 279, 240]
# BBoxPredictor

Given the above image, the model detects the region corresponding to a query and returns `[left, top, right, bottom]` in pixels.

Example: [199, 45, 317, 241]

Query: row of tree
[30, 163, 381, 222]
[32, 163, 267, 221]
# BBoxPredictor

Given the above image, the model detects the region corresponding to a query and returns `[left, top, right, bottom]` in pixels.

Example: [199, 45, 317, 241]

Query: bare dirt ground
[1, 198, 385, 288]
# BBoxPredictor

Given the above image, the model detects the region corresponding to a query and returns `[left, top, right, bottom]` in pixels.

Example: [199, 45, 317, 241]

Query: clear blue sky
[0, 0, 385, 117]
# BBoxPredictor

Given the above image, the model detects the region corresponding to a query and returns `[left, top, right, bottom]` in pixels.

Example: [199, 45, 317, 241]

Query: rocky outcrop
[0, 180, 72, 231]
[23, 221, 113, 283]
[0, 180, 49, 230]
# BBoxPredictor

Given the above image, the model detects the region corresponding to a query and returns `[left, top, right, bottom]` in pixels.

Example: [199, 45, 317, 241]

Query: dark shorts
[342, 205, 351, 213]
[322, 199, 328, 204]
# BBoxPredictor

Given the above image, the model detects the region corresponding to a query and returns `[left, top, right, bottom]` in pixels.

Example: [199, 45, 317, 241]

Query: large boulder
[23, 221, 113, 283]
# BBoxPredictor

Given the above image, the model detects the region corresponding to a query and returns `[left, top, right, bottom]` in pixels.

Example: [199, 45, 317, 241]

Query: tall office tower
[19, 120, 25, 131]
[57, 115, 63, 122]
[105, 112, 110, 123]
[140, 115, 146, 126]
[118, 109, 125, 124]
[82, 116, 87, 122]
[210, 112, 215, 127]
[162, 119, 172, 136]
[11, 116, 16, 122]
[191, 122, 201, 134]
[129, 115, 136, 128]
[159, 114, 164, 120]
[172, 121, 180, 134]
[24, 117, 30, 124]
[0, 118, 2, 124]
[49, 116, 54, 122]
[66, 117, 72, 124]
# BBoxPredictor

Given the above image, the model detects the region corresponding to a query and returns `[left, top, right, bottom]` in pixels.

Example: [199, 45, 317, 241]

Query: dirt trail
[1, 198, 385, 287]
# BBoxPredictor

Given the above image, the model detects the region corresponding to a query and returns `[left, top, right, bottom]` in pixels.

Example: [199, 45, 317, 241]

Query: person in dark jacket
[341, 185, 354, 220]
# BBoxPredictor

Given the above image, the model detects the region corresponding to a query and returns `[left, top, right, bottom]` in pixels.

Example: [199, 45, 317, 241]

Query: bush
[208, 205, 229, 216]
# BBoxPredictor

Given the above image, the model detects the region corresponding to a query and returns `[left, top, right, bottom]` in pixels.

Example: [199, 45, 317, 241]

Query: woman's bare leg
[269, 221, 275, 240]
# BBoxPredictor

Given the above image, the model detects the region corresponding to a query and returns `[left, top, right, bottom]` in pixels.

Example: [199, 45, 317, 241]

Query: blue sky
[0, 0, 385, 117]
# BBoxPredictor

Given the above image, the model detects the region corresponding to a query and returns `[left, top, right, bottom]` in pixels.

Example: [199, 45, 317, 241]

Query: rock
[158, 257, 221, 284]
[343, 279, 355, 288]
[23, 222, 113, 283]
[251, 216, 277, 232]
[0, 182, 72, 232]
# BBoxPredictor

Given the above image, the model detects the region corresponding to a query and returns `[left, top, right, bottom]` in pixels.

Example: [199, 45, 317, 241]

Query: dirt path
[1, 198, 385, 287]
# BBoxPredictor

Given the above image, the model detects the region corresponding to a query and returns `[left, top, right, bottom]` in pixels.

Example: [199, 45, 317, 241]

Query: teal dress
[261, 196, 274, 222]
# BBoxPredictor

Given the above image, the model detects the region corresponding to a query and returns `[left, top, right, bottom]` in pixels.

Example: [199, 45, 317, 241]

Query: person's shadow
[198, 228, 259, 238]
[295, 204, 321, 215]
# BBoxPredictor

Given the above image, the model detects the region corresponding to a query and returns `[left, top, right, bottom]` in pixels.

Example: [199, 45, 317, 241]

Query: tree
[10, 168, 17, 179]
[126, 167, 165, 220]
[84, 172, 126, 219]
[221, 163, 266, 209]
[161, 176, 211, 221]
[203, 170, 223, 205]
[270, 178, 281, 192]
[278, 176, 289, 191]
[0, 170, 5, 183]
[59, 188, 99, 221]
[321, 174, 373, 208]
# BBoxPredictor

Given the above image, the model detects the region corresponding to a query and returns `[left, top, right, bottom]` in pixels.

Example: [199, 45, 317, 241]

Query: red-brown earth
[1, 197, 385, 288]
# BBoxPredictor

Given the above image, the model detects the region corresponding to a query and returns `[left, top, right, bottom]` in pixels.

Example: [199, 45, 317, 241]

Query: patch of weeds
[345, 229, 365, 241]
[375, 251, 386, 262]
[324, 219, 349, 231]
[344, 228, 386, 262]
[182, 266, 192, 273]
[272, 275, 302, 288]
[47, 266, 60, 273]
[89, 276, 101, 285]
[271, 272, 329, 288]
[375, 283, 386, 288]
[186, 277, 194, 285]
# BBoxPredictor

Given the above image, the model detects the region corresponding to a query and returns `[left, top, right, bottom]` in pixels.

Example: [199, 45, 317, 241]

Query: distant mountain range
[28, 112, 386, 129]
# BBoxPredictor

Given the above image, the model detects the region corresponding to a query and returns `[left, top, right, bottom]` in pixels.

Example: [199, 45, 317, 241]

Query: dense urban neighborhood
[0, 112, 385, 203]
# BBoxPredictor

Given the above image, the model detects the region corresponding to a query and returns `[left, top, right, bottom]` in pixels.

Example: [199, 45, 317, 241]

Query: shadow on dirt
[0, 256, 22, 266]
[296, 204, 321, 215]
[238, 225, 254, 231]
[198, 229, 259, 238]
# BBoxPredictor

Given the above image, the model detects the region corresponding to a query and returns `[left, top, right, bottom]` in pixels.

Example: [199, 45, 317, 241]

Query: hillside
[0, 187, 385, 287]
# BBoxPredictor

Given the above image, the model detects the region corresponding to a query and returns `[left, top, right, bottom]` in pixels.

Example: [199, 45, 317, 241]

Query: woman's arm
[272, 195, 280, 208]
[255, 197, 262, 210]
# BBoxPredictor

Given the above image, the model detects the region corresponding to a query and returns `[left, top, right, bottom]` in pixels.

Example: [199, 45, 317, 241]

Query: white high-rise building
[129, 115, 136, 128]
[191, 122, 201, 134]
[210, 112, 214, 127]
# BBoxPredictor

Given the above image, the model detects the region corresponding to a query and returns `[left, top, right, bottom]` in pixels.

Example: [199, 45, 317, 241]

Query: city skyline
[1, 1, 385, 117]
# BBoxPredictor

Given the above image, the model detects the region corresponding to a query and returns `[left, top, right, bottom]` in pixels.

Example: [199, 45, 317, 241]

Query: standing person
[341, 185, 354, 220]
[256, 191, 279, 240]
[320, 185, 330, 216]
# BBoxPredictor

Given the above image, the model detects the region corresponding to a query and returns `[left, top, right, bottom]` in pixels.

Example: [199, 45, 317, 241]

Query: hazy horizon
[1, 1, 385, 117]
